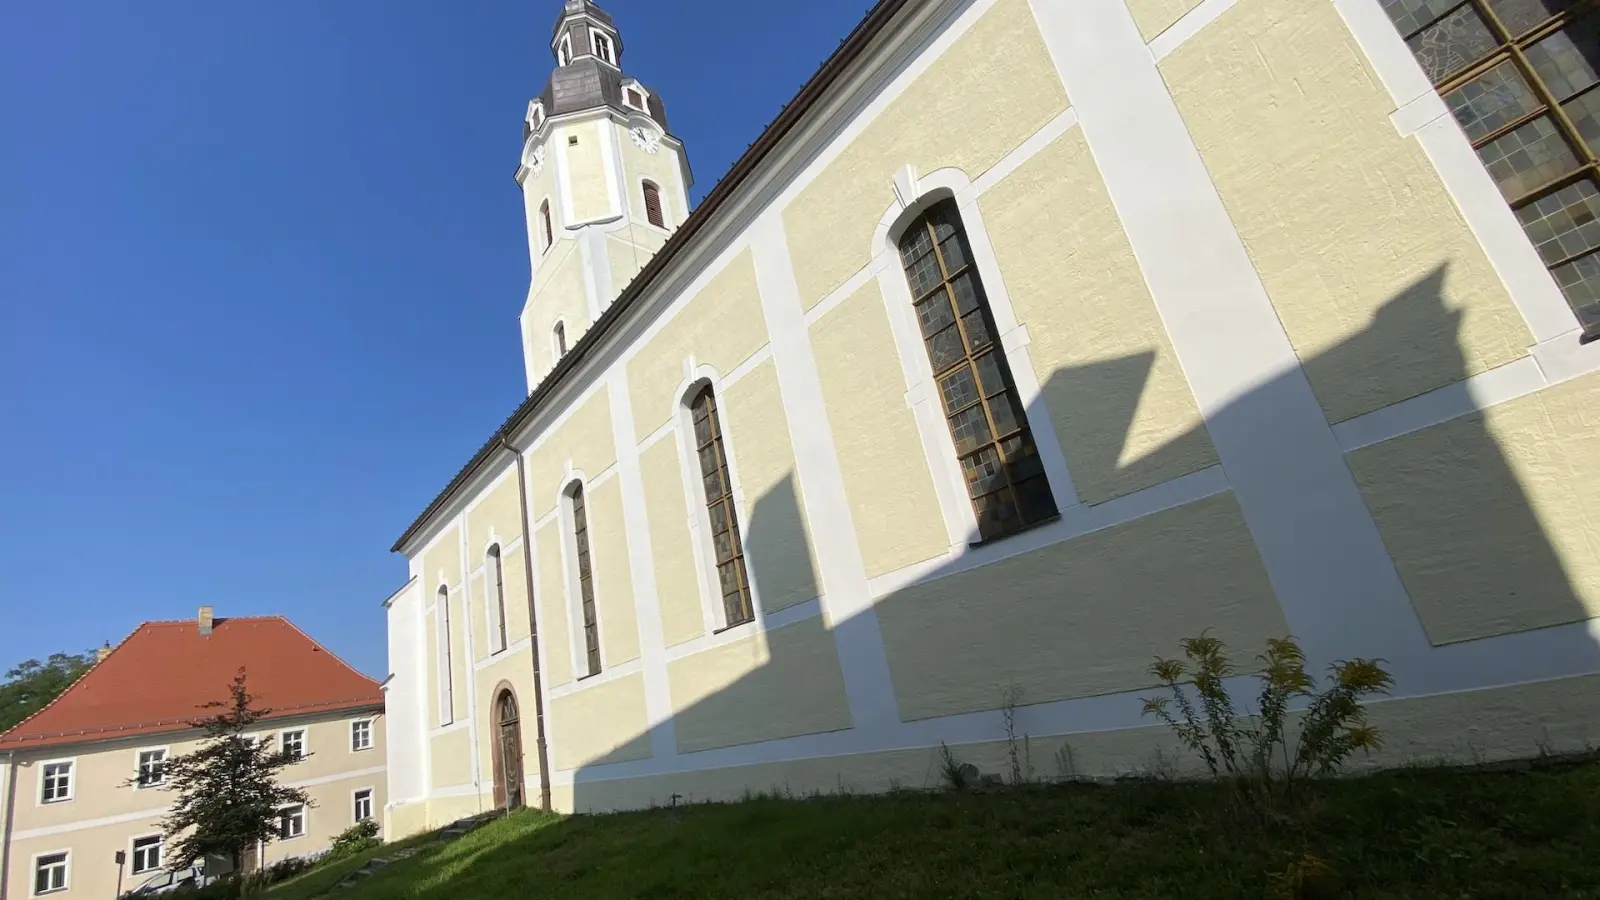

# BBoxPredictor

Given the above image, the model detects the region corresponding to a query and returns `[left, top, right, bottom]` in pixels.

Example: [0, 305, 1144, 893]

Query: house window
[1380, 0, 1599, 332]
[280, 729, 306, 761]
[488, 544, 508, 653]
[33, 852, 67, 896]
[557, 34, 572, 67]
[898, 199, 1057, 541]
[569, 484, 601, 676]
[131, 836, 162, 875]
[643, 180, 665, 228]
[554, 321, 568, 359]
[690, 386, 753, 628]
[354, 788, 374, 822]
[624, 87, 646, 110]
[593, 31, 615, 65]
[351, 719, 373, 752]
[40, 762, 72, 803]
[136, 749, 167, 788]
[278, 804, 306, 840]
[437, 586, 453, 726]
[540, 200, 554, 252]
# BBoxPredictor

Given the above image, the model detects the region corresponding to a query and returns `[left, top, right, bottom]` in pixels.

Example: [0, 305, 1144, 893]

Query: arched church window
[553, 322, 567, 359]
[689, 385, 753, 628]
[540, 200, 553, 252]
[643, 181, 665, 229]
[486, 544, 507, 653]
[568, 483, 601, 676]
[436, 585, 454, 726]
[898, 199, 1057, 541]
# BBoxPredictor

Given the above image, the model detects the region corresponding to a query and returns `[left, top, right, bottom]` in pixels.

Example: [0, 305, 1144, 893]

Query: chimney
[198, 606, 214, 635]
[95, 643, 112, 663]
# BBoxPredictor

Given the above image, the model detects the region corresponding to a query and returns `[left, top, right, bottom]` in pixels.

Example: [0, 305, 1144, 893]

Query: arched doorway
[491, 686, 525, 811]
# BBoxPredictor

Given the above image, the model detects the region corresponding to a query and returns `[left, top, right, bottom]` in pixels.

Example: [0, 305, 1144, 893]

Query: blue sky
[0, 1, 873, 680]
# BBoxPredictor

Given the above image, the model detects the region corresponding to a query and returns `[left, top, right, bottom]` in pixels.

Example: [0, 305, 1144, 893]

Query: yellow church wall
[564, 119, 613, 224]
[1126, 0, 1204, 41]
[720, 359, 822, 614]
[640, 436, 708, 648]
[626, 250, 770, 436]
[429, 727, 473, 790]
[500, 544, 533, 646]
[981, 129, 1218, 506]
[1160, 0, 1529, 424]
[588, 477, 643, 667]
[528, 385, 618, 518]
[607, 231, 667, 298]
[666, 617, 853, 754]
[525, 240, 591, 378]
[549, 674, 653, 771]
[553, 671, 1600, 814]
[810, 282, 948, 578]
[534, 520, 575, 688]
[876, 493, 1287, 721]
[465, 471, 522, 560]
[419, 526, 460, 594]
[782, 0, 1068, 310]
[1349, 371, 1600, 645]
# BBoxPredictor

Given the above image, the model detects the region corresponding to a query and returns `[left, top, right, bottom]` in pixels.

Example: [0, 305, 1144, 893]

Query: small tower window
[557, 34, 572, 67]
[540, 200, 553, 251]
[553, 322, 567, 359]
[643, 181, 665, 229]
[592, 31, 615, 65]
[624, 88, 646, 111]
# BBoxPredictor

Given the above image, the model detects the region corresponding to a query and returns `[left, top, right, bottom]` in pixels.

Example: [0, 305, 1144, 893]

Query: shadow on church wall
[385, 261, 1600, 897]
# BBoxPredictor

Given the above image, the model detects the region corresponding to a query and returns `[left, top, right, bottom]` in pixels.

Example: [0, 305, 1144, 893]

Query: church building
[382, 0, 1600, 832]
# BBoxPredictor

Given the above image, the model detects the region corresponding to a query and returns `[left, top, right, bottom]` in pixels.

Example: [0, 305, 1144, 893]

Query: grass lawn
[268, 759, 1600, 900]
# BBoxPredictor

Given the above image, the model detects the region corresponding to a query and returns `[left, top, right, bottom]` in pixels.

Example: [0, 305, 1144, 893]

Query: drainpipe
[1, 751, 17, 900]
[504, 437, 553, 811]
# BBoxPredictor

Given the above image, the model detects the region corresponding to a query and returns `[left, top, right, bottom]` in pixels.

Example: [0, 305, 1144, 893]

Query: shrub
[1140, 633, 1392, 809]
[326, 819, 382, 861]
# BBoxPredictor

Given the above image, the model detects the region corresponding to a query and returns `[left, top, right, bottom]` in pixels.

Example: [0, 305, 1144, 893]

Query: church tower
[515, 0, 693, 393]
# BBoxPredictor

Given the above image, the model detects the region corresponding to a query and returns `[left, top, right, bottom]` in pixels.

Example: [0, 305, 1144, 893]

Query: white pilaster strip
[747, 211, 902, 732]
[1025, 0, 1440, 683]
[606, 368, 680, 761]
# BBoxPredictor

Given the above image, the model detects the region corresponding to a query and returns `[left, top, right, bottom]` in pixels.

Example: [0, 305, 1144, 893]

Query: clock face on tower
[630, 126, 661, 155]
[530, 144, 546, 176]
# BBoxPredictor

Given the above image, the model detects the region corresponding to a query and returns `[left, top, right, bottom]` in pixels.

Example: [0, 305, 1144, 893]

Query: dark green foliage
[327, 821, 382, 861]
[154, 670, 313, 874]
[254, 759, 1600, 900]
[0, 650, 96, 732]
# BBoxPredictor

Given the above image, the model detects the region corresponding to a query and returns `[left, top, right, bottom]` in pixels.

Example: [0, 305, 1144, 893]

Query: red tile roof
[0, 616, 383, 751]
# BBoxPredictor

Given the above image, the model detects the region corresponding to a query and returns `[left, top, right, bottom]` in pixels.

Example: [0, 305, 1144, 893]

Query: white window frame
[557, 34, 572, 67]
[552, 321, 568, 362]
[350, 718, 374, 752]
[278, 804, 307, 841]
[134, 746, 169, 789]
[37, 758, 74, 805]
[353, 787, 375, 823]
[129, 834, 163, 876]
[436, 586, 454, 727]
[591, 30, 616, 65]
[526, 100, 546, 132]
[31, 850, 69, 896]
[485, 543, 508, 654]
[278, 727, 308, 762]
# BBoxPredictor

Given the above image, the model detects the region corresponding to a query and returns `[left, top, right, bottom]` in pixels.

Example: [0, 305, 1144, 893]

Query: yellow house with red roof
[0, 609, 385, 900]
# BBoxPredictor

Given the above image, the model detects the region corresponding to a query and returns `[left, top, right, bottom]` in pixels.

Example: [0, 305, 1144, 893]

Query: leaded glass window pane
[896, 199, 1058, 541]
[690, 387, 753, 627]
